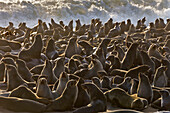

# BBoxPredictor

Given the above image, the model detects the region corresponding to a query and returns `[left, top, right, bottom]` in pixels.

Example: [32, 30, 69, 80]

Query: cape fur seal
[6, 65, 26, 91]
[153, 66, 168, 87]
[46, 79, 78, 111]
[53, 57, 65, 78]
[9, 85, 50, 105]
[36, 78, 54, 100]
[19, 34, 43, 61]
[41, 60, 58, 84]
[137, 73, 153, 103]
[45, 38, 59, 60]
[53, 72, 69, 99]
[73, 82, 107, 113]
[64, 36, 81, 58]
[74, 78, 90, 108]
[105, 88, 146, 110]
[0, 96, 46, 112]
[121, 42, 139, 70]
[15, 59, 34, 82]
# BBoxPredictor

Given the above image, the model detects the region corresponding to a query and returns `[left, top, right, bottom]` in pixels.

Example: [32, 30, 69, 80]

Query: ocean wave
[0, 0, 169, 27]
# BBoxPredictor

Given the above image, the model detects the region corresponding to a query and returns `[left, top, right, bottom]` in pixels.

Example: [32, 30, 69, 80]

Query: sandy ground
[0, 82, 169, 113]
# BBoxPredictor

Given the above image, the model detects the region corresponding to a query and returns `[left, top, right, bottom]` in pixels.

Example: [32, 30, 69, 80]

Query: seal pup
[153, 66, 168, 87]
[74, 78, 91, 108]
[15, 59, 34, 82]
[41, 60, 58, 84]
[121, 42, 139, 70]
[0, 96, 46, 112]
[45, 38, 59, 60]
[159, 90, 170, 110]
[73, 82, 107, 113]
[53, 57, 65, 78]
[6, 64, 26, 91]
[36, 78, 54, 100]
[46, 79, 78, 112]
[53, 72, 69, 99]
[137, 73, 153, 103]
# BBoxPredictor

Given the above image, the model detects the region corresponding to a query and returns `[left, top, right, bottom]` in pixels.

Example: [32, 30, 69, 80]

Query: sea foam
[0, 0, 169, 27]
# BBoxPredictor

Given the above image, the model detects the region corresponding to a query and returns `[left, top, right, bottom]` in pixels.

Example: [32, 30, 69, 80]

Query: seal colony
[0, 17, 169, 112]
